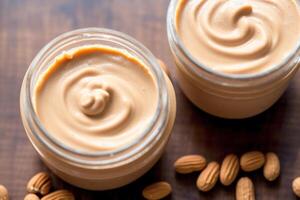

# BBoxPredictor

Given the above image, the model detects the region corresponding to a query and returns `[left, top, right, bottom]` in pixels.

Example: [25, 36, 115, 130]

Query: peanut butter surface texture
[176, 0, 300, 74]
[34, 45, 158, 152]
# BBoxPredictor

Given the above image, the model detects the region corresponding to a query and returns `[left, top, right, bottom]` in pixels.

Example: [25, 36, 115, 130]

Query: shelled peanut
[168, 151, 286, 199]
[24, 172, 74, 200]
[293, 177, 300, 198]
[27, 172, 52, 196]
[0, 185, 8, 200]
[263, 152, 280, 181]
[24, 194, 40, 200]
[240, 151, 265, 172]
[196, 161, 220, 192]
[174, 155, 206, 174]
[220, 154, 239, 186]
[236, 177, 255, 200]
[142, 182, 172, 200]
[41, 190, 74, 200]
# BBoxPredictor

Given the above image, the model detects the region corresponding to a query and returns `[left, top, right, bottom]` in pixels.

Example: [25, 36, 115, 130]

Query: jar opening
[167, 0, 300, 86]
[23, 28, 169, 166]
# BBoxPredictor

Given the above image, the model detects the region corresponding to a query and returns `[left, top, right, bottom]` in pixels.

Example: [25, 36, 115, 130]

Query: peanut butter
[21, 28, 177, 190]
[176, 0, 300, 75]
[33, 45, 158, 152]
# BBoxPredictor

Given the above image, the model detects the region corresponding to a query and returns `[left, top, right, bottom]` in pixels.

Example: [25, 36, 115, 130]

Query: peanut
[263, 152, 280, 181]
[236, 177, 255, 200]
[41, 190, 74, 200]
[142, 181, 172, 200]
[0, 185, 8, 200]
[24, 194, 40, 200]
[174, 154, 206, 174]
[240, 151, 265, 172]
[27, 172, 52, 196]
[292, 177, 300, 198]
[220, 154, 239, 186]
[196, 161, 220, 192]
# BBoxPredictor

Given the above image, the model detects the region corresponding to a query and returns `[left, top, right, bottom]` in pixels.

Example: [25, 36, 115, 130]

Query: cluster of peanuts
[142, 151, 300, 200]
[0, 153, 299, 199]
[0, 172, 74, 200]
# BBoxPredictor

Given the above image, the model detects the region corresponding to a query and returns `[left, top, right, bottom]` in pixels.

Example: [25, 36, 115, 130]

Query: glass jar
[167, 0, 300, 119]
[20, 28, 176, 190]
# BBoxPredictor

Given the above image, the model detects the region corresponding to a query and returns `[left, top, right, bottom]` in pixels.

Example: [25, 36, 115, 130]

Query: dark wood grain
[0, 0, 300, 199]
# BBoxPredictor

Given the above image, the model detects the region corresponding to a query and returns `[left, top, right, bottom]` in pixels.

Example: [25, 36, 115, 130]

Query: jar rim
[167, 0, 300, 84]
[22, 28, 169, 166]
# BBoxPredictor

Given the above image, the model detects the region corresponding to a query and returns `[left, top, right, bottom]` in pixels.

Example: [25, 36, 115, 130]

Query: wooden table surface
[1, 0, 300, 199]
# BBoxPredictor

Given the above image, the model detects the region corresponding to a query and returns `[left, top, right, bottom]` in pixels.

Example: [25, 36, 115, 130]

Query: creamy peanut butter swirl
[34, 46, 158, 152]
[176, 0, 300, 74]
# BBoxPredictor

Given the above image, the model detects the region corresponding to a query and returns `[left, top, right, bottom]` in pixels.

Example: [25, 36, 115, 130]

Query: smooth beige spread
[176, 0, 300, 74]
[34, 45, 158, 152]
